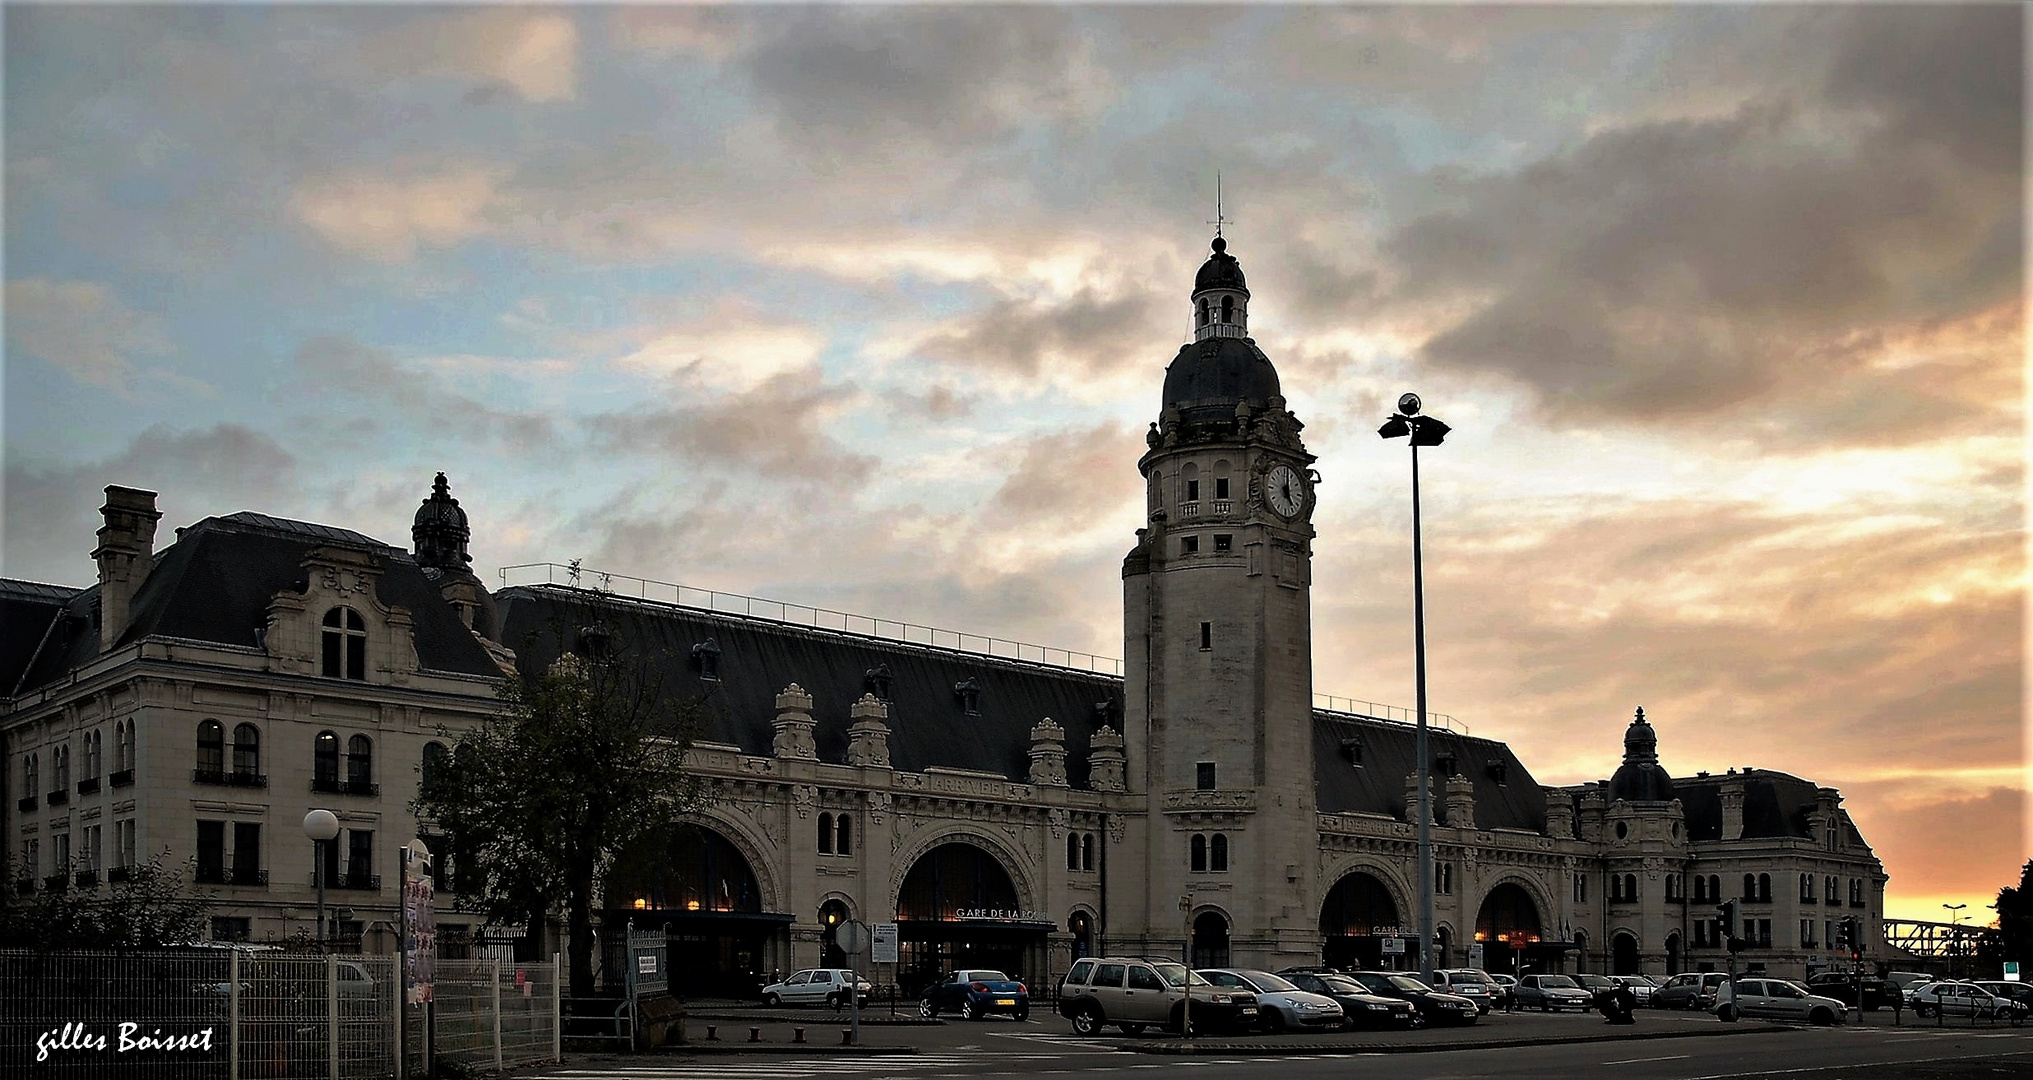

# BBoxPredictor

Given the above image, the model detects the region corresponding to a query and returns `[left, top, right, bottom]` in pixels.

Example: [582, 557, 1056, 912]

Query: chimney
[92, 486, 162, 653]
[1720, 774, 1747, 841]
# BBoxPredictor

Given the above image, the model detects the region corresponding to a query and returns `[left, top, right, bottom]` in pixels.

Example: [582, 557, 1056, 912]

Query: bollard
[841, 1027, 856, 1046]
[706, 1025, 719, 1041]
[749, 1027, 763, 1042]
[794, 1028, 806, 1043]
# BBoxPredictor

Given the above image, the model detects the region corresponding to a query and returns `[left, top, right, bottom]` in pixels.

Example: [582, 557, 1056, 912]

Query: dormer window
[864, 665, 893, 701]
[1486, 760, 1509, 784]
[578, 622, 614, 660]
[321, 608, 367, 680]
[1435, 754, 1458, 777]
[1340, 738, 1363, 766]
[954, 678, 982, 716]
[692, 639, 722, 681]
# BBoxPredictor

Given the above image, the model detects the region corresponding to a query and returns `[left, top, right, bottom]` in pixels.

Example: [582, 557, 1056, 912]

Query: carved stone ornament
[867, 791, 891, 825]
[792, 785, 816, 818]
[319, 566, 370, 597]
[1048, 808, 1069, 839]
[1106, 816, 1126, 845]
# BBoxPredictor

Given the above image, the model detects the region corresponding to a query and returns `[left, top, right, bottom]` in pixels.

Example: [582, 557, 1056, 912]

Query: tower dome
[1162, 235, 1280, 423]
[1607, 706, 1675, 803]
[412, 472, 473, 575]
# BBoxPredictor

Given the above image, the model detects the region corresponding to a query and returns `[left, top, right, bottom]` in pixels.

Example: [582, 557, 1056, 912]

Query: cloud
[986, 422, 1146, 528]
[3, 424, 300, 585]
[612, 299, 827, 394]
[292, 335, 557, 447]
[5, 278, 183, 394]
[908, 287, 1170, 393]
[592, 368, 876, 484]
[290, 165, 507, 261]
[367, 9, 581, 104]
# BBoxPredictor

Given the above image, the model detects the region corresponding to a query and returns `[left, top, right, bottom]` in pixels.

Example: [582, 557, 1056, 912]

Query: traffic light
[1717, 900, 1738, 939]
[1835, 919, 1852, 950]
[1845, 917, 1863, 958]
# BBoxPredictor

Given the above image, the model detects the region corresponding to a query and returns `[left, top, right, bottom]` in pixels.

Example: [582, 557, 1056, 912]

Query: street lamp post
[303, 809, 340, 944]
[1944, 903, 1967, 979]
[1379, 393, 1451, 984]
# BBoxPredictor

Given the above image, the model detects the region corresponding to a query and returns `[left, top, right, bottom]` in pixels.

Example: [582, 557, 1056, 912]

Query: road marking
[1602, 1054, 1691, 1065]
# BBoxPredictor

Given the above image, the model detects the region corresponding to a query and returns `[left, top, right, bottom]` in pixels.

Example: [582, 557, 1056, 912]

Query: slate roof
[1161, 336, 1283, 423]
[5, 513, 501, 694]
[1672, 770, 1867, 845]
[494, 584, 1549, 834]
[0, 580, 81, 696]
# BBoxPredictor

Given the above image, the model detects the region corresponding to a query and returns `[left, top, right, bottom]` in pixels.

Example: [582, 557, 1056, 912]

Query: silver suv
[1431, 969, 1498, 1014]
[1057, 957, 1258, 1036]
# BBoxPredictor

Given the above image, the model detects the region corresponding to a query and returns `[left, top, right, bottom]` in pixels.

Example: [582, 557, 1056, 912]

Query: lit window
[197, 721, 225, 778]
[314, 731, 340, 790]
[1213, 534, 1232, 552]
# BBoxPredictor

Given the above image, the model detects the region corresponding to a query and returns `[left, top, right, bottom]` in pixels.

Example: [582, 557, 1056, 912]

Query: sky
[2, 4, 2022, 926]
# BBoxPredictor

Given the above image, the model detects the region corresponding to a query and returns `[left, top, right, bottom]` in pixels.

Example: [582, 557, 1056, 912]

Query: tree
[415, 615, 702, 998]
[0, 852, 215, 950]
[1977, 859, 2033, 974]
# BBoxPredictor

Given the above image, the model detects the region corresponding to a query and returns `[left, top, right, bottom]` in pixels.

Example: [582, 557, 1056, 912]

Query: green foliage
[1978, 858, 2033, 972]
[0, 852, 215, 950]
[413, 610, 702, 996]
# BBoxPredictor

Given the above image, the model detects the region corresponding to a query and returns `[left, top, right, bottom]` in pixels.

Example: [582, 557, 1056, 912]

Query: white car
[1199, 969, 1345, 1032]
[1611, 974, 1659, 1005]
[760, 968, 871, 1008]
[1912, 981, 2029, 1023]
[1725, 978, 1847, 1025]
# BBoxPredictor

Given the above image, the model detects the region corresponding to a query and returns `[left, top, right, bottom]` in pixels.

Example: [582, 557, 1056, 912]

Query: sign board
[872, 923, 900, 965]
[402, 845, 436, 1006]
[2008, 962, 2021, 982]
[836, 919, 869, 957]
[1468, 944, 1484, 970]
[638, 954, 658, 974]
[1381, 937, 1407, 955]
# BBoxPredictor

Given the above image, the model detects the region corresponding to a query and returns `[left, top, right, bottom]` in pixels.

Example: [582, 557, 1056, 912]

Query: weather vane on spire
[1207, 172, 1233, 238]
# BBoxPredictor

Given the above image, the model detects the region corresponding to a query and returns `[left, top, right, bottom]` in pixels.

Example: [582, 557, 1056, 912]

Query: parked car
[1884, 971, 1935, 1004]
[760, 968, 871, 1009]
[1610, 975, 1659, 1005]
[1912, 981, 2029, 1023]
[1430, 969, 1499, 1014]
[1574, 973, 1619, 1003]
[1974, 981, 2033, 1009]
[1335, 970, 1480, 1026]
[1276, 969, 1418, 1029]
[1489, 974, 1519, 1009]
[919, 969, 1029, 1021]
[1805, 972, 1893, 1011]
[1513, 974, 1594, 1012]
[1057, 957, 1258, 1036]
[1653, 972, 1732, 1010]
[1728, 978, 1848, 1026]
[1200, 969, 1343, 1033]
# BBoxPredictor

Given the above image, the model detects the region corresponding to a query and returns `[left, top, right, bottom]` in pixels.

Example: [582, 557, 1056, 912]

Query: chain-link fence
[2, 949, 558, 1079]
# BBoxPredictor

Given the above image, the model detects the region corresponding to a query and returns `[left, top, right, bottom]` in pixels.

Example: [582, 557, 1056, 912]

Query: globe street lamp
[303, 809, 340, 944]
[1379, 392, 1451, 983]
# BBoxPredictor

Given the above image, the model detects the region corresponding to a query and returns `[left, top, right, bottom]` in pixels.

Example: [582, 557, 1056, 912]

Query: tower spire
[1206, 173, 1233, 238]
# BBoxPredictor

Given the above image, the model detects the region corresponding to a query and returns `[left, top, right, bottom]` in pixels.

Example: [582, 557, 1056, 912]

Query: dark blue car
[920, 969, 1030, 1020]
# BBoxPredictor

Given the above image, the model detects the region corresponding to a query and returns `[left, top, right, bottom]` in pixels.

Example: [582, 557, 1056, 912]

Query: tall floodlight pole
[1380, 393, 1451, 983]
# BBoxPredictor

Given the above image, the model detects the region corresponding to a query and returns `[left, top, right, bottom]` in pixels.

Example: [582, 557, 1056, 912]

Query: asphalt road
[528, 1007, 2033, 1080]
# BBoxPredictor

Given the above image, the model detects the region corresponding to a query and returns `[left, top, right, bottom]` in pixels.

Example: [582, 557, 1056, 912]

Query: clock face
[1265, 464, 1305, 519]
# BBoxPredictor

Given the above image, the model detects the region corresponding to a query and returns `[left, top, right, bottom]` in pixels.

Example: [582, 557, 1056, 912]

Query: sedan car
[1806, 972, 1893, 1011]
[1338, 970, 1480, 1026]
[1974, 981, 2033, 1009]
[1912, 981, 2029, 1023]
[1611, 975, 1659, 1005]
[1513, 974, 1594, 1012]
[1431, 969, 1499, 1014]
[1277, 970, 1418, 1029]
[760, 968, 871, 1009]
[1489, 974, 1518, 1009]
[1653, 972, 1732, 1011]
[1199, 969, 1343, 1033]
[1729, 978, 1848, 1026]
[919, 969, 1029, 1021]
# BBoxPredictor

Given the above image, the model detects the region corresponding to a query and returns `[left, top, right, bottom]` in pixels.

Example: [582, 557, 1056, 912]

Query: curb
[1126, 1023, 1798, 1055]
[652, 1045, 921, 1056]
[685, 1014, 943, 1026]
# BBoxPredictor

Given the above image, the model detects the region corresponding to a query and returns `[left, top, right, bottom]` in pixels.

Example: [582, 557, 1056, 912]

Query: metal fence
[1, 950, 558, 1079]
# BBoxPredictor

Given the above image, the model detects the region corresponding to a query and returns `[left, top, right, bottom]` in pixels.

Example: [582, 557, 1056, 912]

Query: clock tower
[1121, 235, 1321, 967]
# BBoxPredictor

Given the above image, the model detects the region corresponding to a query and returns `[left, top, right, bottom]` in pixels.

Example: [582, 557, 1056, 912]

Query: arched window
[1708, 874, 1720, 900]
[818, 813, 834, 855]
[1197, 299, 1209, 327]
[835, 814, 852, 856]
[23, 753, 37, 796]
[115, 720, 131, 772]
[1181, 463, 1200, 504]
[1758, 873, 1772, 902]
[197, 721, 225, 778]
[1081, 833, 1094, 872]
[1743, 873, 1756, 901]
[1801, 873, 1814, 901]
[422, 741, 448, 790]
[52, 743, 70, 788]
[83, 731, 101, 779]
[1210, 833, 1229, 873]
[1190, 834, 1207, 874]
[1067, 833, 1080, 871]
[346, 735, 373, 792]
[314, 731, 340, 791]
[1691, 874, 1703, 902]
[321, 608, 367, 680]
[232, 724, 260, 779]
[1220, 295, 1234, 323]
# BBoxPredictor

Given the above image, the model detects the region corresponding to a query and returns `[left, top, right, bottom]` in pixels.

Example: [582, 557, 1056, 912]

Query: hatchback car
[1058, 957, 1258, 1036]
[1728, 978, 1848, 1026]
[1489, 974, 1518, 1009]
[1653, 972, 1732, 1010]
[1277, 970, 1417, 1029]
[1514, 974, 1594, 1012]
[1805, 972, 1893, 1011]
[919, 969, 1029, 1021]
[760, 968, 871, 1008]
[1431, 969, 1499, 1014]
[1336, 970, 1480, 1026]
[1200, 970, 1343, 1033]
[1912, 981, 2029, 1023]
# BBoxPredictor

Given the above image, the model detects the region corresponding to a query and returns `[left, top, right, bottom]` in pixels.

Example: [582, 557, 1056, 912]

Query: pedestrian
[1716, 976, 1737, 1023]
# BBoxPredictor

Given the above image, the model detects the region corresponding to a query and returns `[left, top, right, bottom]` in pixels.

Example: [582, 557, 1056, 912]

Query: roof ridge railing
[495, 561, 1466, 732]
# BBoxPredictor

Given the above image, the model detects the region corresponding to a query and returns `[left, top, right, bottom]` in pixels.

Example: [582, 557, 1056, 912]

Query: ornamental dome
[412, 472, 473, 575]
[1194, 236, 1249, 293]
[1607, 706, 1675, 803]
[1160, 337, 1283, 422]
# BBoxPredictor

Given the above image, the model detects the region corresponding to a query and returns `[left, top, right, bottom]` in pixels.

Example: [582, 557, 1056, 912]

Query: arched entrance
[1192, 911, 1230, 968]
[1068, 910, 1095, 962]
[606, 823, 788, 996]
[1320, 871, 1404, 970]
[1665, 932, 1682, 976]
[1474, 882, 1545, 975]
[1612, 932, 1640, 976]
[895, 840, 1043, 994]
[1436, 926, 1453, 970]
[820, 899, 851, 968]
